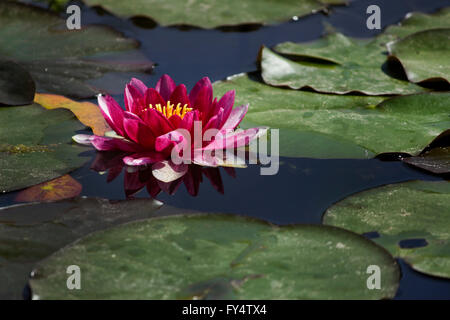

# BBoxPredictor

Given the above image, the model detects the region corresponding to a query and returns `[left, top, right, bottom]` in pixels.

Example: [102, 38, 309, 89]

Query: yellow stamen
[145, 101, 193, 119]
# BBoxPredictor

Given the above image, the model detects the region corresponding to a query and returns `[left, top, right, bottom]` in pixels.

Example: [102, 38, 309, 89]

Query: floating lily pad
[0, 2, 153, 98]
[30, 214, 399, 299]
[376, 130, 450, 177]
[79, 0, 345, 29]
[0, 104, 89, 192]
[402, 147, 450, 177]
[262, 34, 425, 95]
[0, 197, 163, 300]
[323, 180, 450, 278]
[0, 59, 35, 106]
[383, 8, 450, 40]
[387, 29, 450, 84]
[213, 73, 449, 158]
[34, 93, 110, 136]
[15, 174, 82, 203]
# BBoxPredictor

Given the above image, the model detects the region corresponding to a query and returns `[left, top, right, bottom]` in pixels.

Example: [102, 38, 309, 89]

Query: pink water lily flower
[73, 75, 265, 170]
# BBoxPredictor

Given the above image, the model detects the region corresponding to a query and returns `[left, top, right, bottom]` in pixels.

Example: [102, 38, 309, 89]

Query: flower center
[143, 101, 193, 119]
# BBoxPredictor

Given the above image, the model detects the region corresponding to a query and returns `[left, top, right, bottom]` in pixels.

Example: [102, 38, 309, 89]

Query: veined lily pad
[0, 104, 88, 192]
[0, 59, 35, 106]
[30, 214, 399, 300]
[76, 0, 345, 29]
[0, 197, 163, 300]
[323, 180, 450, 278]
[262, 35, 425, 95]
[0, 2, 153, 98]
[387, 29, 450, 84]
[213, 73, 449, 158]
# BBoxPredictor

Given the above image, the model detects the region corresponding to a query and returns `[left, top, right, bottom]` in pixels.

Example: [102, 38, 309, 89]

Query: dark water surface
[4, 0, 450, 299]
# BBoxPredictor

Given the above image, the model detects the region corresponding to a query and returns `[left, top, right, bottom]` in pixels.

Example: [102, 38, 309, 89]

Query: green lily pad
[213, 73, 449, 158]
[78, 0, 345, 29]
[383, 8, 450, 40]
[387, 29, 450, 84]
[376, 129, 450, 178]
[30, 214, 400, 299]
[0, 104, 89, 192]
[0, 2, 153, 98]
[0, 197, 163, 300]
[0, 59, 35, 106]
[262, 34, 425, 95]
[323, 180, 450, 278]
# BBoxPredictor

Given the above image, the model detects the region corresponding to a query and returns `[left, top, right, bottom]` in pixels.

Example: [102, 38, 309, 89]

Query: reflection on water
[91, 151, 236, 198]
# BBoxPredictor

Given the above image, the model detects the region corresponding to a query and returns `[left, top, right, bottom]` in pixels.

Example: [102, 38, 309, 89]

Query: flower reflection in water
[91, 151, 236, 198]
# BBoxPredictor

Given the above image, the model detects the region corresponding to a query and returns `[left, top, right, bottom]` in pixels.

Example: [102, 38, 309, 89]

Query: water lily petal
[140, 107, 174, 136]
[125, 83, 145, 114]
[123, 116, 156, 148]
[129, 78, 148, 96]
[202, 127, 265, 150]
[169, 84, 190, 106]
[193, 85, 213, 115]
[154, 129, 186, 153]
[217, 90, 235, 127]
[155, 74, 176, 101]
[189, 77, 212, 107]
[144, 88, 166, 108]
[123, 152, 165, 166]
[90, 135, 143, 152]
[97, 94, 125, 136]
[72, 134, 94, 146]
[220, 104, 248, 130]
[152, 160, 188, 183]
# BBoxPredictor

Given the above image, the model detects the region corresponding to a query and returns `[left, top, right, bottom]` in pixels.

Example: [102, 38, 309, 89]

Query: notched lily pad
[324, 180, 450, 278]
[262, 33, 425, 95]
[30, 214, 399, 300]
[0, 2, 153, 98]
[76, 0, 346, 29]
[387, 28, 450, 85]
[0, 197, 163, 300]
[0, 59, 35, 106]
[0, 104, 89, 192]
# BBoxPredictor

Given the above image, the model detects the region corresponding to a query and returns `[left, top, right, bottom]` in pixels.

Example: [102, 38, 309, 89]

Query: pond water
[2, 0, 450, 299]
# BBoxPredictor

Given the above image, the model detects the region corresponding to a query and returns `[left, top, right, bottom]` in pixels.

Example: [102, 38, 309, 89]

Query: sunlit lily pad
[323, 180, 450, 278]
[0, 197, 163, 300]
[0, 2, 153, 98]
[387, 29, 450, 84]
[30, 214, 399, 299]
[213, 73, 449, 159]
[262, 34, 425, 95]
[0, 104, 89, 192]
[34, 93, 110, 135]
[77, 0, 345, 29]
[0, 59, 35, 106]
